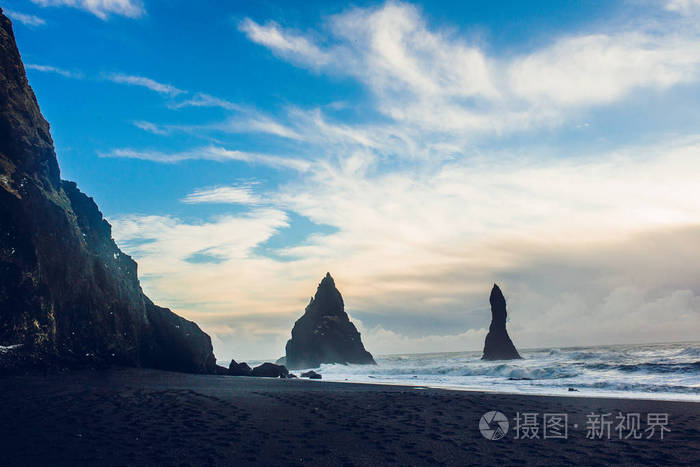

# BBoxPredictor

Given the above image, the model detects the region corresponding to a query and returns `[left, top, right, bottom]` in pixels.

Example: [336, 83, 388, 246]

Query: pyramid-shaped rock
[284, 273, 376, 369]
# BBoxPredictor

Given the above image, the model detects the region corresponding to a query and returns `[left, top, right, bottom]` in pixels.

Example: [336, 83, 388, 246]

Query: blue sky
[6, 0, 700, 360]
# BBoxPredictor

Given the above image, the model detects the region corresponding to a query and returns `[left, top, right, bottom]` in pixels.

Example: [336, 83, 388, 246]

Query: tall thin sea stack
[482, 284, 521, 360]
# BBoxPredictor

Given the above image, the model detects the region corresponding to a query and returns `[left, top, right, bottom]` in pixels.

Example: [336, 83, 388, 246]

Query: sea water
[305, 342, 700, 401]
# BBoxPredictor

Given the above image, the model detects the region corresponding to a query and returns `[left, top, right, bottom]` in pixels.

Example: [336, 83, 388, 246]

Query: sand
[0, 368, 697, 466]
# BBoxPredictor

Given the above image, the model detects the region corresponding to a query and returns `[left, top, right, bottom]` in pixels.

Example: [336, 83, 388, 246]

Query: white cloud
[26, 63, 80, 78]
[102, 145, 311, 171]
[665, 0, 700, 15]
[223, 114, 302, 140]
[5, 9, 46, 26]
[171, 92, 241, 111]
[167, 97, 303, 140]
[182, 185, 263, 205]
[107, 73, 183, 95]
[31, 0, 144, 20]
[112, 210, 288, 263]
[508, 32, 700, 107]
[132, 120, 168, 135]
[240, 2, 700, 135]
[239, 18, 331, 68]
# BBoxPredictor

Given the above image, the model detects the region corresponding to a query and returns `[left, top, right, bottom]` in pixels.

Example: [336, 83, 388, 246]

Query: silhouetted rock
[300, 370, 322, 379]
[251, 362, 289, 378]
[283, 273, 376, 370]
[228, 359, 253, 376]
[482, 284, 521, 360]
[0, 9, 216, 374]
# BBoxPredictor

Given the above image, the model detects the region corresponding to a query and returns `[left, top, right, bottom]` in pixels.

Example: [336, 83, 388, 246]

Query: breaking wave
[312, 342, 700, 401]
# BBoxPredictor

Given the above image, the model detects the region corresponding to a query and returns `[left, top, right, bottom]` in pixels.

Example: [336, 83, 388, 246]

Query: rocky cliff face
[284, 273, 375, 369]
[0, 9, 216, 373]
[482, 284, 521, 360]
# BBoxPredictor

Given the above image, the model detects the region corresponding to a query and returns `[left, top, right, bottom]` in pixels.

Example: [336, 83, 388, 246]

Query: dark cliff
[0, 9, 216, 373]
[284, 273, 375, 369]
[482, 284, 521, 360]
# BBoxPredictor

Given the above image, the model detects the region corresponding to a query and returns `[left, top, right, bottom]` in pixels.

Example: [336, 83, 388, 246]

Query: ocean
[303, 342, 700, 401]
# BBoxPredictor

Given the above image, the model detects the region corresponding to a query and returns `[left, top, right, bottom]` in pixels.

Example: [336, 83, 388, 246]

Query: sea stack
[283, 273, 376, 369]
[0, 10, 216, 373]
[482, 284, 521, 360]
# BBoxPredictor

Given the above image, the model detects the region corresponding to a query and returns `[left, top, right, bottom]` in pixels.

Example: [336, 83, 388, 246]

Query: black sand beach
[0, 368, 697, 466]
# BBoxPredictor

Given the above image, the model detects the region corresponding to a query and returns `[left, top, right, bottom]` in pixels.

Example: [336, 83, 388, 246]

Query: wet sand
[0, 368, 698, 466]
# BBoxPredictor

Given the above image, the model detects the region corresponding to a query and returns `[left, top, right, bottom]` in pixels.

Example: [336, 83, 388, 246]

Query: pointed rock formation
[0, 9, 216, 373]
[482, 284, 521, 360]
[283, 273, 376, 369]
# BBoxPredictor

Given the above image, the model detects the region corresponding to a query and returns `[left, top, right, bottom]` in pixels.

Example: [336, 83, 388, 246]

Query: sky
[6, 0, 700, 361]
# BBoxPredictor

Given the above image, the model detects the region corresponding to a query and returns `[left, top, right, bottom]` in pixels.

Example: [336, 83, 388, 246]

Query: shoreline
[315, 377, 700, 403]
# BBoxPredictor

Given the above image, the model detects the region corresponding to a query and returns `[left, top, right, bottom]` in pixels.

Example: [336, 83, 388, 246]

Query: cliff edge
[0, 9, 216, 373]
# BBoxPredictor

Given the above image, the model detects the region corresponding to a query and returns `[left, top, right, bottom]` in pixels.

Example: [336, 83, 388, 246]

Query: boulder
[251, 362, 289, 378]
[283, 273, 376, 369]
[228, 359, 253, 376]
[300, 370, 322, 379]
[481, 284, 521, 360]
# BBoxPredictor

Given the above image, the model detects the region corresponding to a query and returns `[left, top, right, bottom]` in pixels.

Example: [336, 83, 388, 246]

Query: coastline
[312, 377, 700, 403]
[1, 368, 698, 466]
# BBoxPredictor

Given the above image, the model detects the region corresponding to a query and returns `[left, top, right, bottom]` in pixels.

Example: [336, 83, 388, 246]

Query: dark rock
[283, 273, 376, 369]
[251, 362, 289, 378]
[300, 370, 322, 379]
[0, 9, 216, 374]
[568, 387, 579, 392]
[287, 373, 298, 379]
[481, 284, 521, 360]
[228, 359, 253, 376]
[215, 365, 229, 375]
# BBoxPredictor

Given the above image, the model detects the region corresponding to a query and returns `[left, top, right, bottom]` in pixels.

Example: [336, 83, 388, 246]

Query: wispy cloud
[26, 63, 80, 78]
[171, 92, 241, 111]
[106, 73, 184, 95]
[182, 184, 263, 205]
[223, 114, 302, 140]
[5, 9, 46, 26]
[102, 145, 311, 171]
[31, 0, 144, 20]
[239, 18, 331, 68]
[132, 120, 168, 135]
